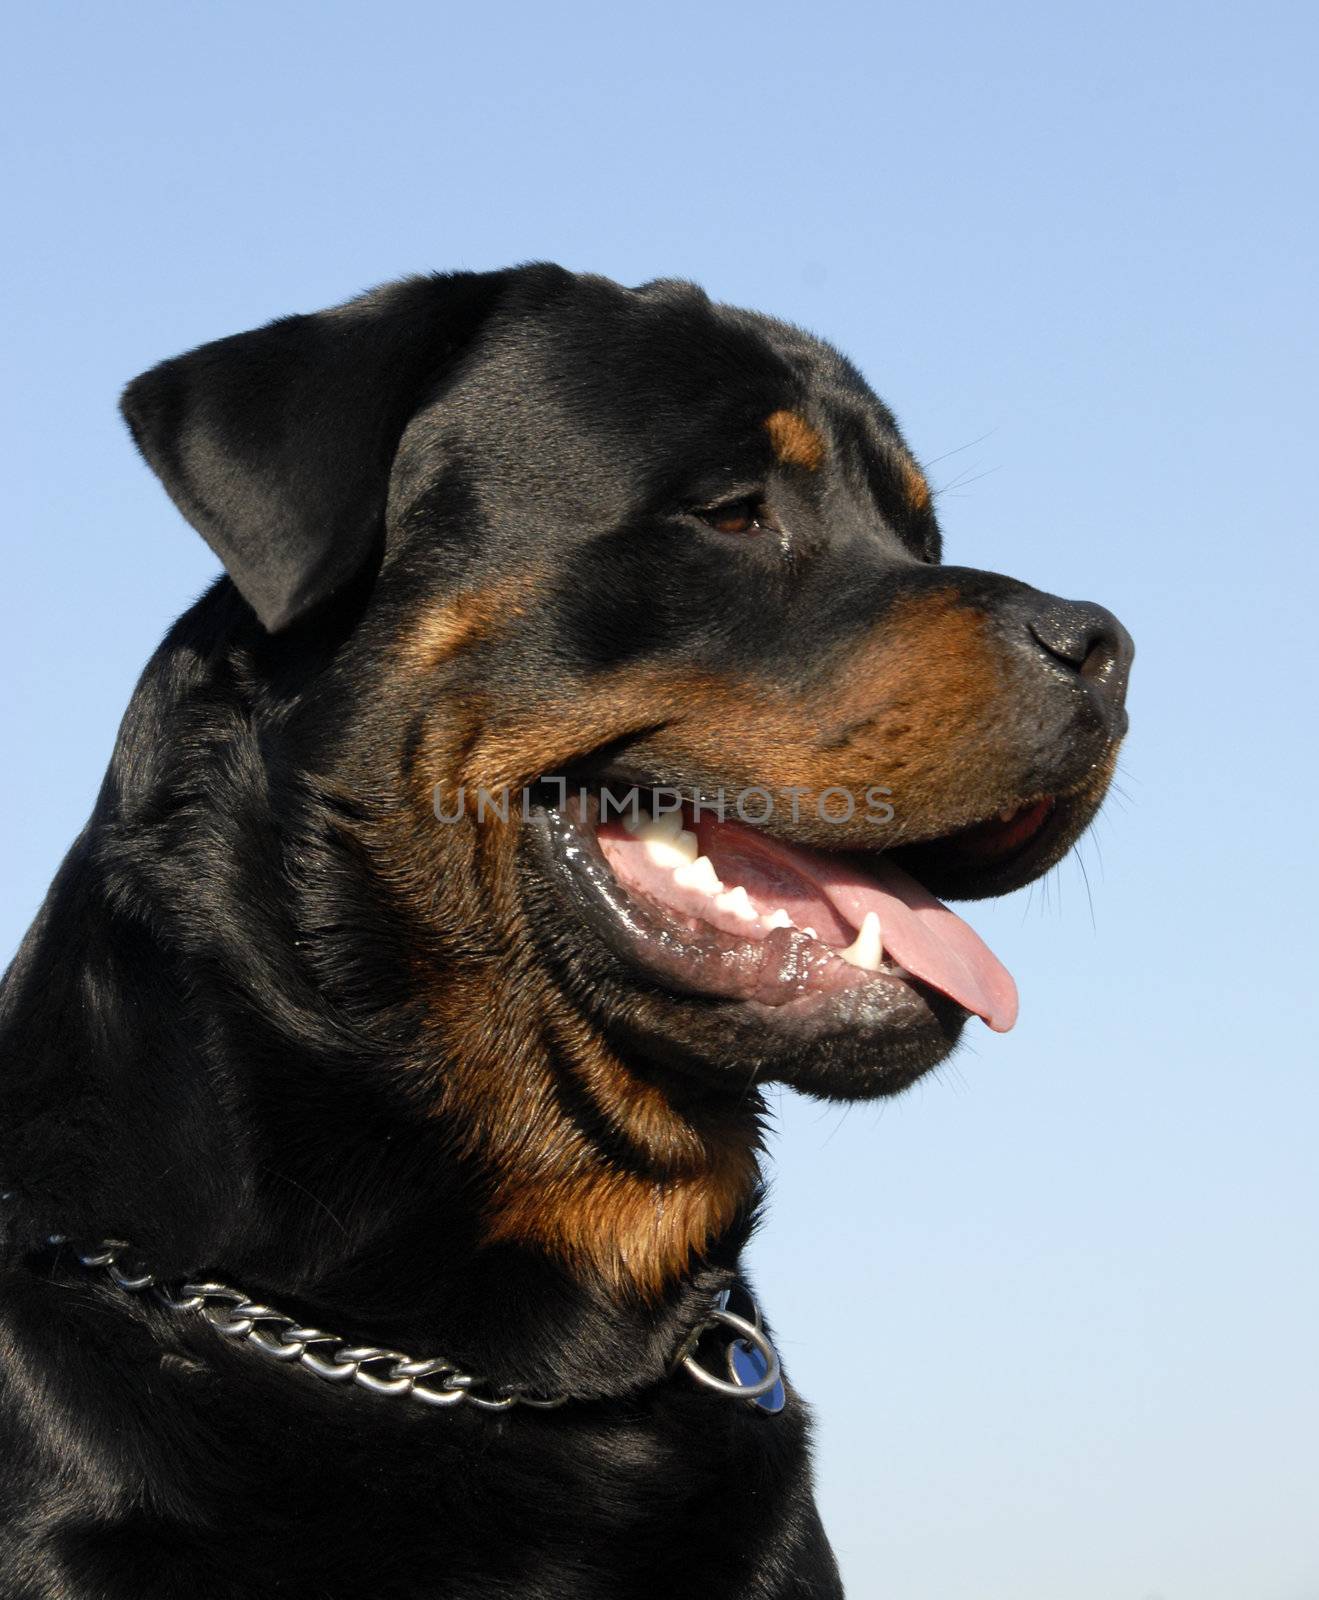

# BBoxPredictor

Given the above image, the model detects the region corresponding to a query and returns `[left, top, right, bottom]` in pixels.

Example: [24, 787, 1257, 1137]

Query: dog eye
[696, 497, 771, 536]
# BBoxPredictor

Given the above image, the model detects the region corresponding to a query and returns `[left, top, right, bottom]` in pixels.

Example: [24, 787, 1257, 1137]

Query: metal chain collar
[50, 1235, 783, 1413]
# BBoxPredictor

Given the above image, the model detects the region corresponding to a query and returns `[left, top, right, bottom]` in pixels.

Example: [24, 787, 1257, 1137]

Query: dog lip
[886, 780, 1101, 903]
[936, 796, 1058, 864]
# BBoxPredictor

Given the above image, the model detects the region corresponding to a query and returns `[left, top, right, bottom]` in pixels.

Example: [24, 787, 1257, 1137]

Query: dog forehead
[415, 285, 892, 476]
[498, 284, 802, 422]
[386, 272, 928, 565]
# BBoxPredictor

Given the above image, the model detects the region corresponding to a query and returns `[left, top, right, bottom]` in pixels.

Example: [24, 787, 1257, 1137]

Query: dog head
[120, 266, 1131, 1294]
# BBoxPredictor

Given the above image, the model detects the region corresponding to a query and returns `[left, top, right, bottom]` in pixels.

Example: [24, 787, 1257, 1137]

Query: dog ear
[120, 271, 514, 632]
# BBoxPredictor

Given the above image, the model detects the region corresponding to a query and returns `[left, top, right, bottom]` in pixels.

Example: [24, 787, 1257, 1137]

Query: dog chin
[609, 981, 970, 1103]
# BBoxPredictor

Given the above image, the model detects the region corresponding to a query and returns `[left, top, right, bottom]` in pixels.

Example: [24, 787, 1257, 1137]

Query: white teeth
[624, 807, 683, 840]
[839, 911, 883, 971]
[674, 855, 723, 896]
[802, 926, 819, 941]
[645, 808, 684, 841]
[765, 908, 794, 930]
[714, 886, 758, 922]
[641, 827, 699, 870]
[643, 838, 689, 869]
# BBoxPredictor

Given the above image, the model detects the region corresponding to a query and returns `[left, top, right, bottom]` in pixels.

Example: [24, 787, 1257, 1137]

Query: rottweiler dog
[0, 266, 1132, 1598]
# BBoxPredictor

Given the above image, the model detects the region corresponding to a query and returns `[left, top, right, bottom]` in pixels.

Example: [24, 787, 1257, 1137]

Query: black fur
[0, 266, 1131, 1597]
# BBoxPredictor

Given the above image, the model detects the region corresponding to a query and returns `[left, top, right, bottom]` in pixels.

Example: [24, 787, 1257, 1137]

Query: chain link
[52, 1236, 570, 1412]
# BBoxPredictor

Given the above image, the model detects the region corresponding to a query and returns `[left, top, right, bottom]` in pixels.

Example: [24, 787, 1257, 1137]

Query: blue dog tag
[728, 1338, 786, 1414]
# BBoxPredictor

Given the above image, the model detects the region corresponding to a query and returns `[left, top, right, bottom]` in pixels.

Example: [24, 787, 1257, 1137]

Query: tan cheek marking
[398, 575, 538, 674]
[460, 677, 695, 792]
[764, 409, 826, 471]
[804, 593, 1013, 821]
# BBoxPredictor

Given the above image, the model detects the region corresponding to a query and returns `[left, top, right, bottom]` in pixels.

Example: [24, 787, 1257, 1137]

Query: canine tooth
[839, 911, 883, 971]
[802, 926, 819, 940]
[674, 856, 722, 895]
[765, 908, 793, 930]
[715, 886, 758, 922]
[997, 806, 1019, 823]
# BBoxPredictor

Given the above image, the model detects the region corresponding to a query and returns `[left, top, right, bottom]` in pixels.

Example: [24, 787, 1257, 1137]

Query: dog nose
[1026, 597, 1133, 724]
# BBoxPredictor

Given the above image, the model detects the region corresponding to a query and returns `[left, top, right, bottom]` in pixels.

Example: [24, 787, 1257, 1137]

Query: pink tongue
[702, 821, 1019, 1032]
[818, 854, 1018, 1032]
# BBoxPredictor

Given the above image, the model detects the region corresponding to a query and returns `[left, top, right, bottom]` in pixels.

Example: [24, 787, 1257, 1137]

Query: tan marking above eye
[902, 455, 932, 512]
[764, 409, 826, 471]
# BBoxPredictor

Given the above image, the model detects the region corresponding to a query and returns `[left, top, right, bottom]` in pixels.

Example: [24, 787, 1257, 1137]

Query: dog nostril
[1028, 601, 1129, 686]
[1078, 637, 1113, 681]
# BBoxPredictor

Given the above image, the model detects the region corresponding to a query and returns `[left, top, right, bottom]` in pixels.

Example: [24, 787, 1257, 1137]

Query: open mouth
[527, 783, 1065, 1044]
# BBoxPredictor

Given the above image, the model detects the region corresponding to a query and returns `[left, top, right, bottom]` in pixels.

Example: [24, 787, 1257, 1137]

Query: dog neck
[0, 907, 759, 1398]
[0, 618, 765, 1398]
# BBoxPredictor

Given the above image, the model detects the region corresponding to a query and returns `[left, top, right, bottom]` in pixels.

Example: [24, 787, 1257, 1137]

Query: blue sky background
[3, 4, 1316, 1595]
